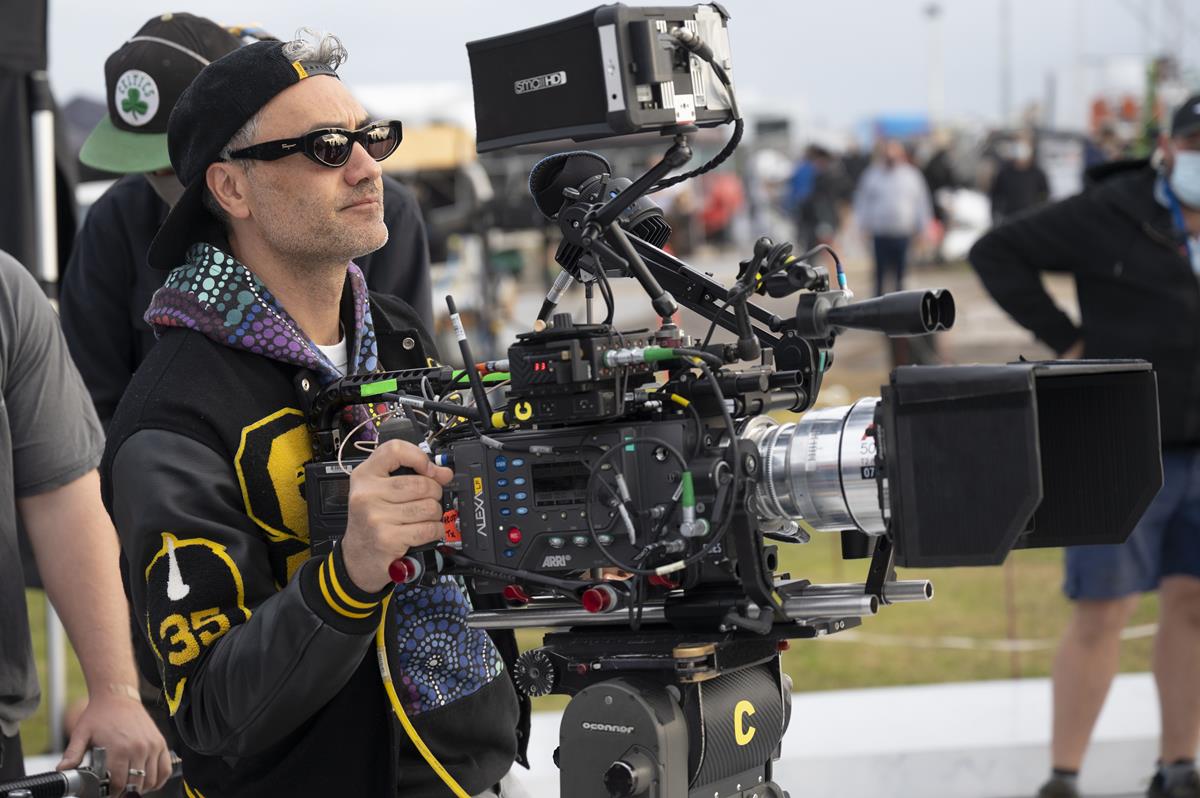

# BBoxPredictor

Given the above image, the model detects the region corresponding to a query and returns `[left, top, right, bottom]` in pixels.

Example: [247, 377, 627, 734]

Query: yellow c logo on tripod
[514, 401, 533, 421]
[734, 700, 756, 746]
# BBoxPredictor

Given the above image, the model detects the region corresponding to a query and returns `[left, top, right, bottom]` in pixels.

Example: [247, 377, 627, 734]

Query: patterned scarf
[145, 242, 386, 433]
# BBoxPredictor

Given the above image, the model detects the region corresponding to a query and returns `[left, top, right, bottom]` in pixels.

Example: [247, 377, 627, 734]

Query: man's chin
[349, 226, 389, 261]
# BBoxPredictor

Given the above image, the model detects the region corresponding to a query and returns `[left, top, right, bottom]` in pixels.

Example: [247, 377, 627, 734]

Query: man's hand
[58, 692, 171, 795]
[20, 470, 170, 795]
[342, 439, 453, 593]
[1060, 339, 1085, 359]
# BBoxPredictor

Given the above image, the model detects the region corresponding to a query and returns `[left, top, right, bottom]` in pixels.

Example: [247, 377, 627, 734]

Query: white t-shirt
[315, 334, 349, 376]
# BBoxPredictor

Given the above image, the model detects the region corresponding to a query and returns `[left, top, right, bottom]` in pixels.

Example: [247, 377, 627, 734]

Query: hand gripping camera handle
[382, 465, 441, 585]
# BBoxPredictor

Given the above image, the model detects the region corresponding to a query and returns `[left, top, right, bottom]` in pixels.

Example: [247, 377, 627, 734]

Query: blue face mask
[1169, 150, 1200, 209]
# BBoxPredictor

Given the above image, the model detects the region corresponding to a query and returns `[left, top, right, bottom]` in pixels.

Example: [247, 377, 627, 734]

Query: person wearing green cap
[59, 13, 433, 427]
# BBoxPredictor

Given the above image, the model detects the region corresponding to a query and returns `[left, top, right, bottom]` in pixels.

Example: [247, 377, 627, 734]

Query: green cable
[680, 471, 696, 508]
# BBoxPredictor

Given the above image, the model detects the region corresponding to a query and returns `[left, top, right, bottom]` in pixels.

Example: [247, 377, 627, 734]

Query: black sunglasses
[228, 120, 403, 168]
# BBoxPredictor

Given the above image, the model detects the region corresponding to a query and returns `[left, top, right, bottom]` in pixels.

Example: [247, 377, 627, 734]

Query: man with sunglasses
[100, 32, 521, 798]
[60, 13, 433, 428]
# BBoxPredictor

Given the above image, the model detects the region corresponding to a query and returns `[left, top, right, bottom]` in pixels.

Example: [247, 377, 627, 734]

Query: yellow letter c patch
[734, 699, 756, 746]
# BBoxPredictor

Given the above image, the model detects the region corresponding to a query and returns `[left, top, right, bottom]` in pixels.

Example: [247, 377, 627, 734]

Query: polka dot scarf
[145, 242, 385, 431]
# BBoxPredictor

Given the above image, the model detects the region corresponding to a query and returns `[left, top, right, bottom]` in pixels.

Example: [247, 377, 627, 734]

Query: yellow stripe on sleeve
[319, 560, 374, 619]
[326, 552, 379, 610]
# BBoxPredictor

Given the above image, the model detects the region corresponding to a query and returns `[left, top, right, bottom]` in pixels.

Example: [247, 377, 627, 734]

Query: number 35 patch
[144, 533, 252, 714]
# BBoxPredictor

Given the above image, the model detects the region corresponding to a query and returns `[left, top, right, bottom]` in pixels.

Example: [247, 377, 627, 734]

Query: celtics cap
[80, 13, 241, 174]
[147, 40, 339, 270]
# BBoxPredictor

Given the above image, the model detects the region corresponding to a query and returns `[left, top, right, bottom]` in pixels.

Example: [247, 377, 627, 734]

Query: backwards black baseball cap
[1171, 94, 1200, 139]
[80, 13, 241, 174]
[147, 39, 339, 270]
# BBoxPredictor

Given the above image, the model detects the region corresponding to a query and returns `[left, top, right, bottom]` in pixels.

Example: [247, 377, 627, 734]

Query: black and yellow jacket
[100, 253, 519, 797]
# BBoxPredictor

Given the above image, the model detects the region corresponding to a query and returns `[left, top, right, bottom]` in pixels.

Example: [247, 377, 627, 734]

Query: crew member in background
[101, 31, 520, 798]
[0, 250, 170, 795]
[989, 132, 1050, 225]
[969, 96, 1200, 798]
[852, 138, 934, 298]
[60, 13, 433, 427]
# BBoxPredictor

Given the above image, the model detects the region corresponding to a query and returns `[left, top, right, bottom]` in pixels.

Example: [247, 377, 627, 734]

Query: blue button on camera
[498, 493, 510, 501]
[511, 458, 525, 467]
[514, 491, 527, 501]
[516, 507, 529, 515]
[496, 478, 508, 487]
[500, 507, 512, 516]
[494, 456, 508, 472]
[513, 477, 527, 486]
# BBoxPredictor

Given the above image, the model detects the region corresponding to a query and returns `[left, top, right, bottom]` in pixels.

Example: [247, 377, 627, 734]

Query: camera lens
[741, 398, 885, 537]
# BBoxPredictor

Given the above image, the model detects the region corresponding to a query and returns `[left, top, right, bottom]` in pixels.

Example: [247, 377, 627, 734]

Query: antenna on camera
[445, 295, 494, 428]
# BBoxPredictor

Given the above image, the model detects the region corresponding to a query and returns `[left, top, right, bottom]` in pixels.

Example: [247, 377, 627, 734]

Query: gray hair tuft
[281, 28, 348, 70]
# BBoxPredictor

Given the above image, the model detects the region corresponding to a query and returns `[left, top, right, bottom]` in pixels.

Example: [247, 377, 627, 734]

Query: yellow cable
[667, 393, 691, 408]
[375, 593, 471, 798]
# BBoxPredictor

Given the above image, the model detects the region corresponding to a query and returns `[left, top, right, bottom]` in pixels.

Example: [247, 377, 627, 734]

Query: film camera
[301, 6, 1163, 797]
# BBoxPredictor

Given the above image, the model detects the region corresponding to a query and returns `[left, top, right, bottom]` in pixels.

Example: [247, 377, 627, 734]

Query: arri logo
[515, 70, 567, 95]
[114, 69, 160, 127]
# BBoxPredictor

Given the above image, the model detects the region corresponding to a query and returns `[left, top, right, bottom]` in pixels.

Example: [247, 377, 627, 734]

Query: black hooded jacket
[969, 162, 1200, 446]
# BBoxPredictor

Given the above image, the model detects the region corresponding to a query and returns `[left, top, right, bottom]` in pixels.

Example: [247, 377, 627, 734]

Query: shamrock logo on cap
[114, 69, 160, 128]
[121, 87, 149, 119]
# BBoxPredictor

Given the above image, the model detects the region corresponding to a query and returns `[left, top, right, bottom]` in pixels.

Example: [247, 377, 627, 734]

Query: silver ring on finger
[128, 768, 147, 777]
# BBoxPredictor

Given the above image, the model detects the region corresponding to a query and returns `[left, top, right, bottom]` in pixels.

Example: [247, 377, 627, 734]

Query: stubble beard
[261, 201, 388, 277]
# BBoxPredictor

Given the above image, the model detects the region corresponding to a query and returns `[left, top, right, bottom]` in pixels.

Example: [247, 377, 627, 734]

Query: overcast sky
[47, 0, 1198, 132]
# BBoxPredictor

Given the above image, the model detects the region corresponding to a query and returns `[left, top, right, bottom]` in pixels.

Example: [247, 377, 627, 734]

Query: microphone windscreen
[528, 150, 612, 219]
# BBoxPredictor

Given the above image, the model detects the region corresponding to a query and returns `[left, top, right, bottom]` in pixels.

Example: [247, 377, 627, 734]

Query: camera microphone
[529, 150, 614, 219]
[530, 151, 672, 321]
[527, 150, 671, 245]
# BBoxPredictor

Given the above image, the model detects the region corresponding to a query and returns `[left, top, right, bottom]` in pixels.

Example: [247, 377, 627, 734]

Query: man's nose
[343, 141, 383, 186]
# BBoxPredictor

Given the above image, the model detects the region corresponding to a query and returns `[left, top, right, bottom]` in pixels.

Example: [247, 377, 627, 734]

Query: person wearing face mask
[969, 97, 1200, 798]
[60, 13, 433, 428]
[988, 132, 1050, 225]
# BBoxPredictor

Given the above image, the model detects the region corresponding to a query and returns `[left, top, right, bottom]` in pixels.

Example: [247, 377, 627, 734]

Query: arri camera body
[300, 6, 1163, 797]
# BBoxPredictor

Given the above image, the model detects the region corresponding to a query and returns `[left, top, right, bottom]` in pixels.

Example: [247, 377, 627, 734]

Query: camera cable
[376, 593, 471, 798]
[648, 27, 743, 193]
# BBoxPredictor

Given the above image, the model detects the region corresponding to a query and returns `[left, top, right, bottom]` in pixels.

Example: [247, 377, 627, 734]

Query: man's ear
[206, 161, 252, 220]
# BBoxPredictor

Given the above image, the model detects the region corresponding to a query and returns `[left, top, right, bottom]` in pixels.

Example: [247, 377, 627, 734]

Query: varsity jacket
[100, 246, 518, 797]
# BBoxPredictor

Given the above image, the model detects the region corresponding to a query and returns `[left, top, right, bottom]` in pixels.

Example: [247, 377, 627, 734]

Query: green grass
[24, 540, 1159, 752]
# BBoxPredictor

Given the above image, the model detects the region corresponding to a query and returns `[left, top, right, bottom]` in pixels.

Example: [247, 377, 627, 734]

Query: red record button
[507, 527, 523, 545]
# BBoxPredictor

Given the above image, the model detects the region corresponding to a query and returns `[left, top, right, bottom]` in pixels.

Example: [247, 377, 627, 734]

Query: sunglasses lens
[363, 123, 401, 161]
[312, 132, 352, 167]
